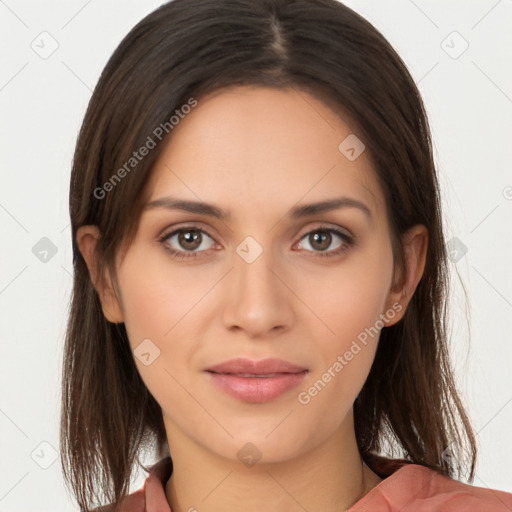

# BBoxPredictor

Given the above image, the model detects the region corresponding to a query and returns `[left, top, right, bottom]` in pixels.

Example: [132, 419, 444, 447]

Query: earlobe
[76, 225, 124, 324]
[383, 225, 428, 326]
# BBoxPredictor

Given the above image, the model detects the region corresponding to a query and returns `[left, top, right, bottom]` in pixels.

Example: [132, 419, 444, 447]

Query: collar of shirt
[110, 454, 512, 512]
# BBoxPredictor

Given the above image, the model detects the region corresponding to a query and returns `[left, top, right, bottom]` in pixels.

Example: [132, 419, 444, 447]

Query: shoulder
[90, 488, 145, 512]
[352, 460, 512, 511]
[90, 456, 173, 512]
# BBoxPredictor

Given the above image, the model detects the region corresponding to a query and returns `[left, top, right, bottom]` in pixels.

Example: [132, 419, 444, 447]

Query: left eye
[296, 228, 351, 255]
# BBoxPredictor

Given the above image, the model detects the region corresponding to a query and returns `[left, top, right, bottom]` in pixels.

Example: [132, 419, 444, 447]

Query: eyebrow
[143, 195, 373, 222]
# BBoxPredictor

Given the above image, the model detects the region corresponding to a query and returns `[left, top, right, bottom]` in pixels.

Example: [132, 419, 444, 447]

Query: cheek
[118, 251, 214, 347]
[115, 253, 211, 404]
[119, 274, 197, 422]
[295, 242, 393, 413]
[296, 296, 384, 439]
[305, 243, 394, 344]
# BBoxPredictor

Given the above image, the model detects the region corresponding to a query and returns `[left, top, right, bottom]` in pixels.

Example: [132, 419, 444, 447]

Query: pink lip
[205, 358, 309, 403]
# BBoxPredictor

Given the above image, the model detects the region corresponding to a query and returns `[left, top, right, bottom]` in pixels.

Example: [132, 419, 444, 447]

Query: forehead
[144, 85, 385, 225]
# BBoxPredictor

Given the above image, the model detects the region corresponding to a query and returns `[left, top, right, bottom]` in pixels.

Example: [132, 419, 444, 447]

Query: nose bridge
[221, 235, 294, 335]
[236, 238, 275, 294]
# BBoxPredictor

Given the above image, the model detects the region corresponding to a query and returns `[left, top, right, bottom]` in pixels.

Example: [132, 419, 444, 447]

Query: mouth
[204, 358, 309, 403]
[210, 372, 296, 378]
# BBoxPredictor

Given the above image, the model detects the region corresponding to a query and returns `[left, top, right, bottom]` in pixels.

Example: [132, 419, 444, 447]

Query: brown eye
[178, 230, 202, 250]
[308, 231, 332, 251]
[297, 228, 353, 258]
[161, 228, 216, 256]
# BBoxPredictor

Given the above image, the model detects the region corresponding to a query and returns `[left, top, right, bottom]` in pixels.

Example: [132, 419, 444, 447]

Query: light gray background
[1, 1, 511, 510]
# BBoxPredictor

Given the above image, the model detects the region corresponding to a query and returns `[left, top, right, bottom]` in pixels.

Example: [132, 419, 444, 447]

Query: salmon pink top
[95, 455, 512, 511]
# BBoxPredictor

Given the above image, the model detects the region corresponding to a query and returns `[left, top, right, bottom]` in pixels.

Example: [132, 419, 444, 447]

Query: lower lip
[206, 371, 308, 403]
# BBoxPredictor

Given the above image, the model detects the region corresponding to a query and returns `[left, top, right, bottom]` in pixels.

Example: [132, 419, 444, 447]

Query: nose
[220, 243, 295, 338]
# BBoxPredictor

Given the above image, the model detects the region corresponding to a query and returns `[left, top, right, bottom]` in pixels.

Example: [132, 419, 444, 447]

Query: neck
[164, 415, 382, 512]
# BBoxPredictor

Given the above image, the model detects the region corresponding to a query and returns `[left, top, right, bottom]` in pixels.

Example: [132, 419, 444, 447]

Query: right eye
[159, 227, 217, 259]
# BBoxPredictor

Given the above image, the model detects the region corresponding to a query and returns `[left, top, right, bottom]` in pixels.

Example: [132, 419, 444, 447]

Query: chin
[195, 418, 330, 466]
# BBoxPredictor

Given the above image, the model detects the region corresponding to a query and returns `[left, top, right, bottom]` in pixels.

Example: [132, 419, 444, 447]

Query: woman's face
[93, 86, 411, 463]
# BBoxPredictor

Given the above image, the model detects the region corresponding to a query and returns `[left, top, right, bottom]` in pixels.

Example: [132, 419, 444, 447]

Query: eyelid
[158, 222, 216, 241]
[296, 222, 353, 241]
[159, 221, 353, 241]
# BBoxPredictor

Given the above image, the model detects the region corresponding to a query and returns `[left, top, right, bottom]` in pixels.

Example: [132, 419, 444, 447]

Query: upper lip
[205, 358, 308, 375]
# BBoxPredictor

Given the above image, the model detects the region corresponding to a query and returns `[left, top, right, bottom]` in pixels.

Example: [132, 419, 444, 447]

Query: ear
[383, 224, 428, 326]
[75, 225, 124, 324]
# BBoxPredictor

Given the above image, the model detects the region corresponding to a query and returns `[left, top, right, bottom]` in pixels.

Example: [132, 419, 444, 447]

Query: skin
[77, 85, 428, 512]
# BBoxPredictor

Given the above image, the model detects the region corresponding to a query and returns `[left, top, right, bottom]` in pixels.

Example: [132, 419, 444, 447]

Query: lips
[206, 357, 307, 375]
[205, 358, 308, 403]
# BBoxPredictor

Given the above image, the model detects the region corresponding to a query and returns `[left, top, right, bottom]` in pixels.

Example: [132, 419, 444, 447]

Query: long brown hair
[60, 0, 477, 509]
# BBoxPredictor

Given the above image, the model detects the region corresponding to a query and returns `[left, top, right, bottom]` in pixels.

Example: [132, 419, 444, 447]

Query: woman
[60, 0, 512, 510]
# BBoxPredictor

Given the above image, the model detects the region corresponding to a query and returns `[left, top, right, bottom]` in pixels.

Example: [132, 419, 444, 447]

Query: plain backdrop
[1, 1, 511, 510]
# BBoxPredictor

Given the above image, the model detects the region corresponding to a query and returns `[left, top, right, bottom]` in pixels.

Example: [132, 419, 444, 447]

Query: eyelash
[158, 225, 354, 260]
